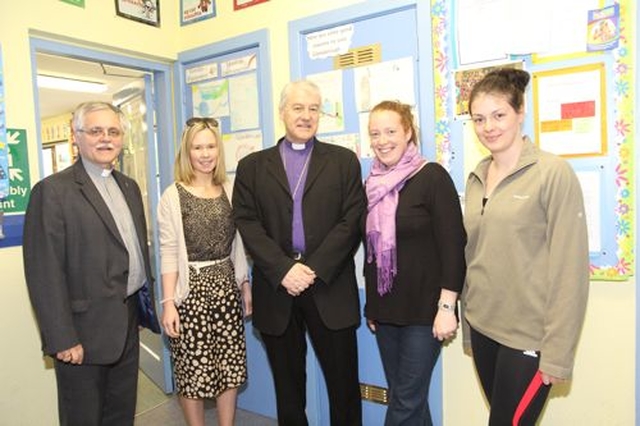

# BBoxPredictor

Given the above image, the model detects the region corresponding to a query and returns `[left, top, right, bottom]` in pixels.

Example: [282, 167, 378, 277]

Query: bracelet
[160, 297, 175, 304]
[438, 300, 456, 313]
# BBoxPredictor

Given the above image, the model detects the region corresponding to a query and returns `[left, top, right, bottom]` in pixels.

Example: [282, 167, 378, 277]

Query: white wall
[444, 281, 635, 425]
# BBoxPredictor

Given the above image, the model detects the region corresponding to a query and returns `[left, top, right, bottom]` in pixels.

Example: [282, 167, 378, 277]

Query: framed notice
[233, 0, 268, 11]
[532, 63, 606, 157]
[115, 0, 160, 27]
[181, 0, 215, 25]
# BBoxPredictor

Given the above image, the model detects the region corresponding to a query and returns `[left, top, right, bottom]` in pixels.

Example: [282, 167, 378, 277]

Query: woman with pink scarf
[364, 100, 466, 425]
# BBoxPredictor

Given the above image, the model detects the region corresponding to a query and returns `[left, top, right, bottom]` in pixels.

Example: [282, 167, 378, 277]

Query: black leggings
[471, 328, 551, 426]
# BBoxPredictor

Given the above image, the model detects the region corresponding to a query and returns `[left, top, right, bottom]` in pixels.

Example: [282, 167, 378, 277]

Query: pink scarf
[366, 144, 426, 296]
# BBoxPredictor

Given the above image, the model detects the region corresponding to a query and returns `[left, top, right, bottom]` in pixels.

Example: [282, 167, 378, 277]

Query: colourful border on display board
[430, 0, 451, 169]
[590, 0, 635, 280]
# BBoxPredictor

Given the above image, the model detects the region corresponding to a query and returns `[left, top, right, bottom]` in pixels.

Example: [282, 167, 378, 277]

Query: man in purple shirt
[233, 80, 366, 425]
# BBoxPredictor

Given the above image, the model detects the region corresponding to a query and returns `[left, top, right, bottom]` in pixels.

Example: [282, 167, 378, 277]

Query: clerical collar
[284, 138, 314, 151]
[83, 158, 114, 178]
[291, 143, 306, 150]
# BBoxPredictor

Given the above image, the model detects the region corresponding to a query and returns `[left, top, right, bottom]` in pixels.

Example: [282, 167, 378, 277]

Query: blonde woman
[158, 117, 251, 426]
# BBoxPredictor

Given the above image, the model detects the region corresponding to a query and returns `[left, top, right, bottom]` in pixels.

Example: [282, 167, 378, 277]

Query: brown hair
[369, 100, 419, 145]
[468, 68, 530, 115]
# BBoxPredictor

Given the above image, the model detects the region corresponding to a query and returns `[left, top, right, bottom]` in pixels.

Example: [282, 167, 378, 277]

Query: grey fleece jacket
[462, 137, 589, 380]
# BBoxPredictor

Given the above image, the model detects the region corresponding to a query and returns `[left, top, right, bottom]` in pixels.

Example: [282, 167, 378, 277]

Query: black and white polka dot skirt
[170, 260, 247, 398]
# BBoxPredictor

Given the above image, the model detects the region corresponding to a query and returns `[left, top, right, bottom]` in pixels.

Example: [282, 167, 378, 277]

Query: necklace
[282, 147, 313, 199]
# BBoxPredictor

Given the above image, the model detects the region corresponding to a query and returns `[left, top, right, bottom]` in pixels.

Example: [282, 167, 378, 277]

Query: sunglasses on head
[186, 117, 219, 127]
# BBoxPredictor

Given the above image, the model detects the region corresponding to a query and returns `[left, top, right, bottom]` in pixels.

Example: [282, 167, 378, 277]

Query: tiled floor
[135, 371, 277, 426]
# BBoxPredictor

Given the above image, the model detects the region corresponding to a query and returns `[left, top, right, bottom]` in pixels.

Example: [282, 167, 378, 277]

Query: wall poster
[115, 0, 160, 27]
[181, 0, 215, 25]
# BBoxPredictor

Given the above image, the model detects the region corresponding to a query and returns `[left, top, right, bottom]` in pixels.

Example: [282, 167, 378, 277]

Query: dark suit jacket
[23, 159, 155, 364]
[233, 138, 366, 336]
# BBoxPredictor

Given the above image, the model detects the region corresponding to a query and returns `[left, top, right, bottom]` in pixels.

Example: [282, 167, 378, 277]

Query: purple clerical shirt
[280, 139, 314, 254]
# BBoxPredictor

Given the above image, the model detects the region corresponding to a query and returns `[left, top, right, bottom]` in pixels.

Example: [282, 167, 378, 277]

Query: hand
[367, 319, 377, 333]
[56, 344, 84, 365]
[432, 309, 458, 341]
[241, 281, 253, 317]
[161, 303, 180, 338]
[540, 371, 563, 386]
[282, 263, 316, 296]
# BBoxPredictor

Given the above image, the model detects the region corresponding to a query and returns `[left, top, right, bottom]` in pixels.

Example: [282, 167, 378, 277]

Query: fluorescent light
[37, 74, 108, 94]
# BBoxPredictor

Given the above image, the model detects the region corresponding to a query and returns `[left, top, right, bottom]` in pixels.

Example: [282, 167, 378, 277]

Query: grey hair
[72, 101, 129, 133]
[278, 80, 321, 113]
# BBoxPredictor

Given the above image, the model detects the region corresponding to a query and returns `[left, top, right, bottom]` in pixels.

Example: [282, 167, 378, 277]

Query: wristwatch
[438, 300, 456, 313]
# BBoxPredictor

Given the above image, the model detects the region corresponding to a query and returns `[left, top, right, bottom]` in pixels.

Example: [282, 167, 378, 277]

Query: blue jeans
[376, 324, 442, 426]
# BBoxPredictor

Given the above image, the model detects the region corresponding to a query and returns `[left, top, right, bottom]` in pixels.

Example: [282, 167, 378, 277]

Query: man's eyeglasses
[76, 127, 124, 138]
[186, 117, 219, 127]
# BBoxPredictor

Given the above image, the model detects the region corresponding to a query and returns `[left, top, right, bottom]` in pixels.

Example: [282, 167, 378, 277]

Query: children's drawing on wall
[228, 73, 260, 131]
[307, 70, 345, 133]
[322, 133, 361, 158]
[192, 79, 230, 119]
[353, 56, 415, 112]
[222, 130, 262, 172]
[454, 62, 523, 117]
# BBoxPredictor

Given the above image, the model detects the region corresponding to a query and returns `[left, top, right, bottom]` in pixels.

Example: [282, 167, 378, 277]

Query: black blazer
[233, 138, 366, 336]
[23, 159, 156, 364]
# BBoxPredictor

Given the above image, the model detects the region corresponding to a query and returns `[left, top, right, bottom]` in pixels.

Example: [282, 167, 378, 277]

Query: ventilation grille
[360, 382, 388, 405]
[334, 44, 381, 69]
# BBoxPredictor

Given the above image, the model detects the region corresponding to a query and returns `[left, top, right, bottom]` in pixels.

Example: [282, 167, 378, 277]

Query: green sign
[2, 129, 30, 213]
[60, 0, 85, 7]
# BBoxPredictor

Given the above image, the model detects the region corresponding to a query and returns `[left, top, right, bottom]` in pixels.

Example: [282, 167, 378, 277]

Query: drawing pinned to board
[221, 53, 257, 77]
[353, 56, 415, 112]
[306, 70, 345, 133]
[453, 62, 523, 117]
[322, 133, 360, 158]
[223, 130, 262, 172]
[228, 73, 260, 131]
[587, 4, 620, 52]
[191, 79, 230, 118]
[186, 63, 218, 84]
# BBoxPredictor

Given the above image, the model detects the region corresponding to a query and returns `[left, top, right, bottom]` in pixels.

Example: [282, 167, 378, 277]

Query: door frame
[29, 36, 176, 392]
[173, 28, 278, 418]
[287, 1, 439, 424]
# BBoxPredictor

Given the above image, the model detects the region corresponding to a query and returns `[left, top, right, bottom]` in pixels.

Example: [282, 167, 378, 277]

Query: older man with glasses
[23, 101, 159, 426]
